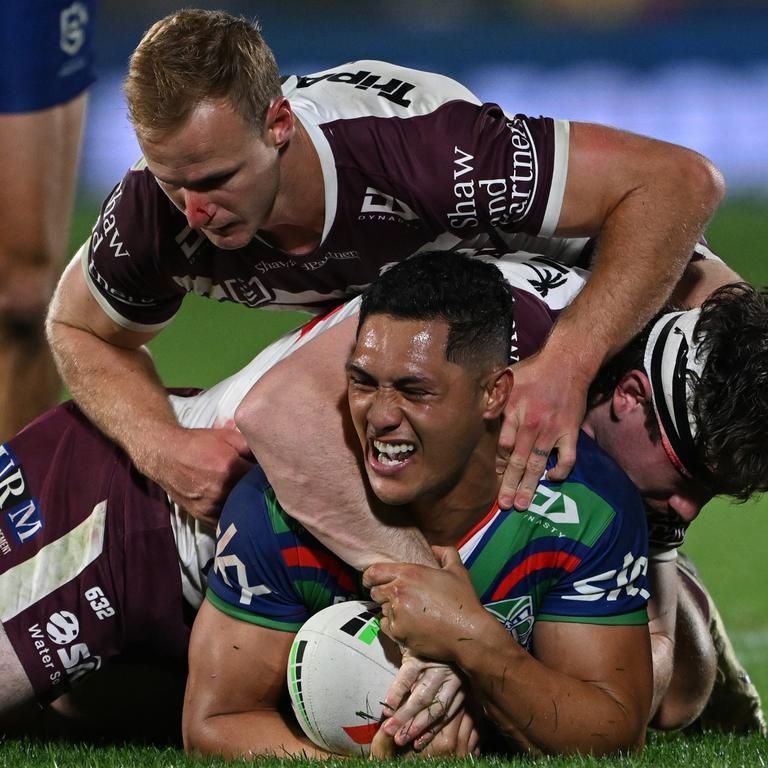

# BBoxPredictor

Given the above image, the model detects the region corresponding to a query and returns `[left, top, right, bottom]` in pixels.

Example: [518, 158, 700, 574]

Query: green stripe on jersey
[536, 608, 648, 625]
[265, 487, 292, 534]
[206, 589, 302, 631]
[295, 579, 338, 615]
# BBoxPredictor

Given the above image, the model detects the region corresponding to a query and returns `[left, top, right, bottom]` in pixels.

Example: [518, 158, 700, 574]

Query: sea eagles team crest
[485, 597, 535, 648]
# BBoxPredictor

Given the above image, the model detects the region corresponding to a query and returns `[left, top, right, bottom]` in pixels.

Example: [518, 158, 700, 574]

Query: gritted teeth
[373, 439, 416, 465]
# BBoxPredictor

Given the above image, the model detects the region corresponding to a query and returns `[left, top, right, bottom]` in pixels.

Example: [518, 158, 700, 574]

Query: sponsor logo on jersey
[60, 1, 88, 56]
[223, 276, 273, 307]
[175, 225, 207, 263]
[214, 522, 273, 605]
[91, 183, 131, 259]
[359, 188, 419, 226]
[296, 69, 416, 108]
[448, 147, 479, 230]
[447, 119, 538, 232]
[88, 261, 157, 308]
[486, 596, 535, 648]
[522, 258, 571, 298]
[5, 501, 43, 545]
[27, 624, 63, 686]
[0, 445, 43, 544]
[528, 485, 579, 527]
[28, 612, 102, 686]
[563, 550, 650, 603]
[46, 611, 80, 645]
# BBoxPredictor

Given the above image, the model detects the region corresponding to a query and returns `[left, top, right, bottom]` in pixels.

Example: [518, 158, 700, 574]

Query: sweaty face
[140, 99, 280, 250]
[346, 315, 490, 507]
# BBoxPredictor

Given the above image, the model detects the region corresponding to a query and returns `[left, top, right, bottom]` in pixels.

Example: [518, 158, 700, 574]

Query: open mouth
[372, 439, 416, 467]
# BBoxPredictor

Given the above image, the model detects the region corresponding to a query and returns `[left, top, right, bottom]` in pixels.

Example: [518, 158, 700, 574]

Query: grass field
[1, 197, 766, 766]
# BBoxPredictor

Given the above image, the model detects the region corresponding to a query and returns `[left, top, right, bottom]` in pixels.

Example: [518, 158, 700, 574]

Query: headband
[643, 309, 712, 483]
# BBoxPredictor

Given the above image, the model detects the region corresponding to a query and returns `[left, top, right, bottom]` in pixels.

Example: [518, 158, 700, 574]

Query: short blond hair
[125, 9, 282, 141]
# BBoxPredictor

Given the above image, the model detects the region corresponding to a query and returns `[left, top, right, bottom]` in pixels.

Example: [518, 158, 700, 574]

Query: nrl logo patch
[485, 597, 535, 648]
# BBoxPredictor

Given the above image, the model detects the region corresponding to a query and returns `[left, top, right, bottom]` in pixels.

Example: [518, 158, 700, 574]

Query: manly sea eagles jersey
[81, 60, 580, 332]
[207, 431, 649, 645]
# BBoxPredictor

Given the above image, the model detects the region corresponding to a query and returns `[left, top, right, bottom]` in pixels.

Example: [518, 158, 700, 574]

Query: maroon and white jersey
[81, 60, 572, 332]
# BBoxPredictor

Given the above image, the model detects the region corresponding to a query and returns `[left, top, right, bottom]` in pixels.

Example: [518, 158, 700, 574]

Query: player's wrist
[451, 612, 515, 675]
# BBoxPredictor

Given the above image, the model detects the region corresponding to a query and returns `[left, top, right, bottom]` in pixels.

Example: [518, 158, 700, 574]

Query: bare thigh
[0, 620, 36, 719]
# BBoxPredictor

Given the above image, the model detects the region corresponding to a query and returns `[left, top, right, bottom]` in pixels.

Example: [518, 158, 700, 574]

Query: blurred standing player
[0, 0, 95, 440]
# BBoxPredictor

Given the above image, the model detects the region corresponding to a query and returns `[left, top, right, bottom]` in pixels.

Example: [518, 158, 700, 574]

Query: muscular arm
[365, 547, 653, 756]
[235, 314, 434, 569]
[46, 253, 253, 523]
[670, 256, 742, 308]
[183, 601, 327, 759]
[500, 124, 725, 508]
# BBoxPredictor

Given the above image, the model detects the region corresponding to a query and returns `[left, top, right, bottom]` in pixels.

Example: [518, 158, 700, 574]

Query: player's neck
[259, 117, 325, 255]
[409, 446, 502, 547]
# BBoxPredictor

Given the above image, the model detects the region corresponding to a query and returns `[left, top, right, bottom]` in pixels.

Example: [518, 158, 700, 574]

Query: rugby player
[183, 252, 768, 758]
[47, 8, 726, 546]
[0, 0, 95, 440]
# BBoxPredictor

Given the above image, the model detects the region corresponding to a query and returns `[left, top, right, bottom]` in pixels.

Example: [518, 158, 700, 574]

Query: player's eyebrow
[153, 165, 240, 191]
[345, 361, 436, 389]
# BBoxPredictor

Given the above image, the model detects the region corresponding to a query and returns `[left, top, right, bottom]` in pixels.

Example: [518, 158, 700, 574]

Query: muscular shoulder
[207, 467, 359, 630]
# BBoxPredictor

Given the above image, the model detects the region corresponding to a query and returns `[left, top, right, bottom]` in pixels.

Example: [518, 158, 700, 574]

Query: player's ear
[612, 370, 650, 420]
[264, 97, 295, 148]
[483, 367, 513, 420]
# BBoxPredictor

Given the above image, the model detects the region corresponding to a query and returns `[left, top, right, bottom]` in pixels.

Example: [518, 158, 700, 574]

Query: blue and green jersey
[207, 431, 648, 647]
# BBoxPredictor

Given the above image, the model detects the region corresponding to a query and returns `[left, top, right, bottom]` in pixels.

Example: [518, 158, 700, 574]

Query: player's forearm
[549, 131, 724, 379]
[670, 257, 743, 309]
[452, 621, 646, 756]
[47, 319, 182, 478]
[184, 709, 329, 760]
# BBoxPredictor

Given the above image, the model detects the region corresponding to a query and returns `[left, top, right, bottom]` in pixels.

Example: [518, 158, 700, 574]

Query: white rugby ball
[287, 600, 401, 756]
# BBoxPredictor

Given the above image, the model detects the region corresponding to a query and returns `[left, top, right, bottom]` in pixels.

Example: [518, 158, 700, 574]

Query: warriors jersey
[207, 431, 649, 646]
[81, 60, 576, 331]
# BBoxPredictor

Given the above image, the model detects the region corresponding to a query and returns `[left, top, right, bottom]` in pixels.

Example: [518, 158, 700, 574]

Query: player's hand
[380, 652, 465, 747]
[364, 546, 490, 661]
[412, 706, 481, 758]
[370, 706, 480, 759]
[497, 350, 586, 510]
[154, 426, 255, 525]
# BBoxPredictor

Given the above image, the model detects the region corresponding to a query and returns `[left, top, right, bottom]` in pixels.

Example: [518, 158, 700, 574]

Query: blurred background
[71, 0, 768, 705]
[83, 0, 768, 198]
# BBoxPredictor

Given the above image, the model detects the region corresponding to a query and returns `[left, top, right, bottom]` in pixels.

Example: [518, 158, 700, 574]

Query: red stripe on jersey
[456, 503, 500, 550]
[491, 551, 582, 600]
[342, 721, 382, 745]
[282, 545, 355, 592]
[296, 303, 346, 339]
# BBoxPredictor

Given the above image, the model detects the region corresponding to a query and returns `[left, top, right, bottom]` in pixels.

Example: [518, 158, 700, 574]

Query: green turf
[5, 197, 762, 765]
[0, 731, 766, 767]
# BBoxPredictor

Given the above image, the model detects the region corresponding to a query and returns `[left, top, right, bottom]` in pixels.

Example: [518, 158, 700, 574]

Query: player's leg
[679, 554, 766, 735]
[0, 94, 88, 440]
[0, 620, 36, 720]
[656, 553, 765, 734]
[652, 561, 717, 729]
[0, 97, 87, 434]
